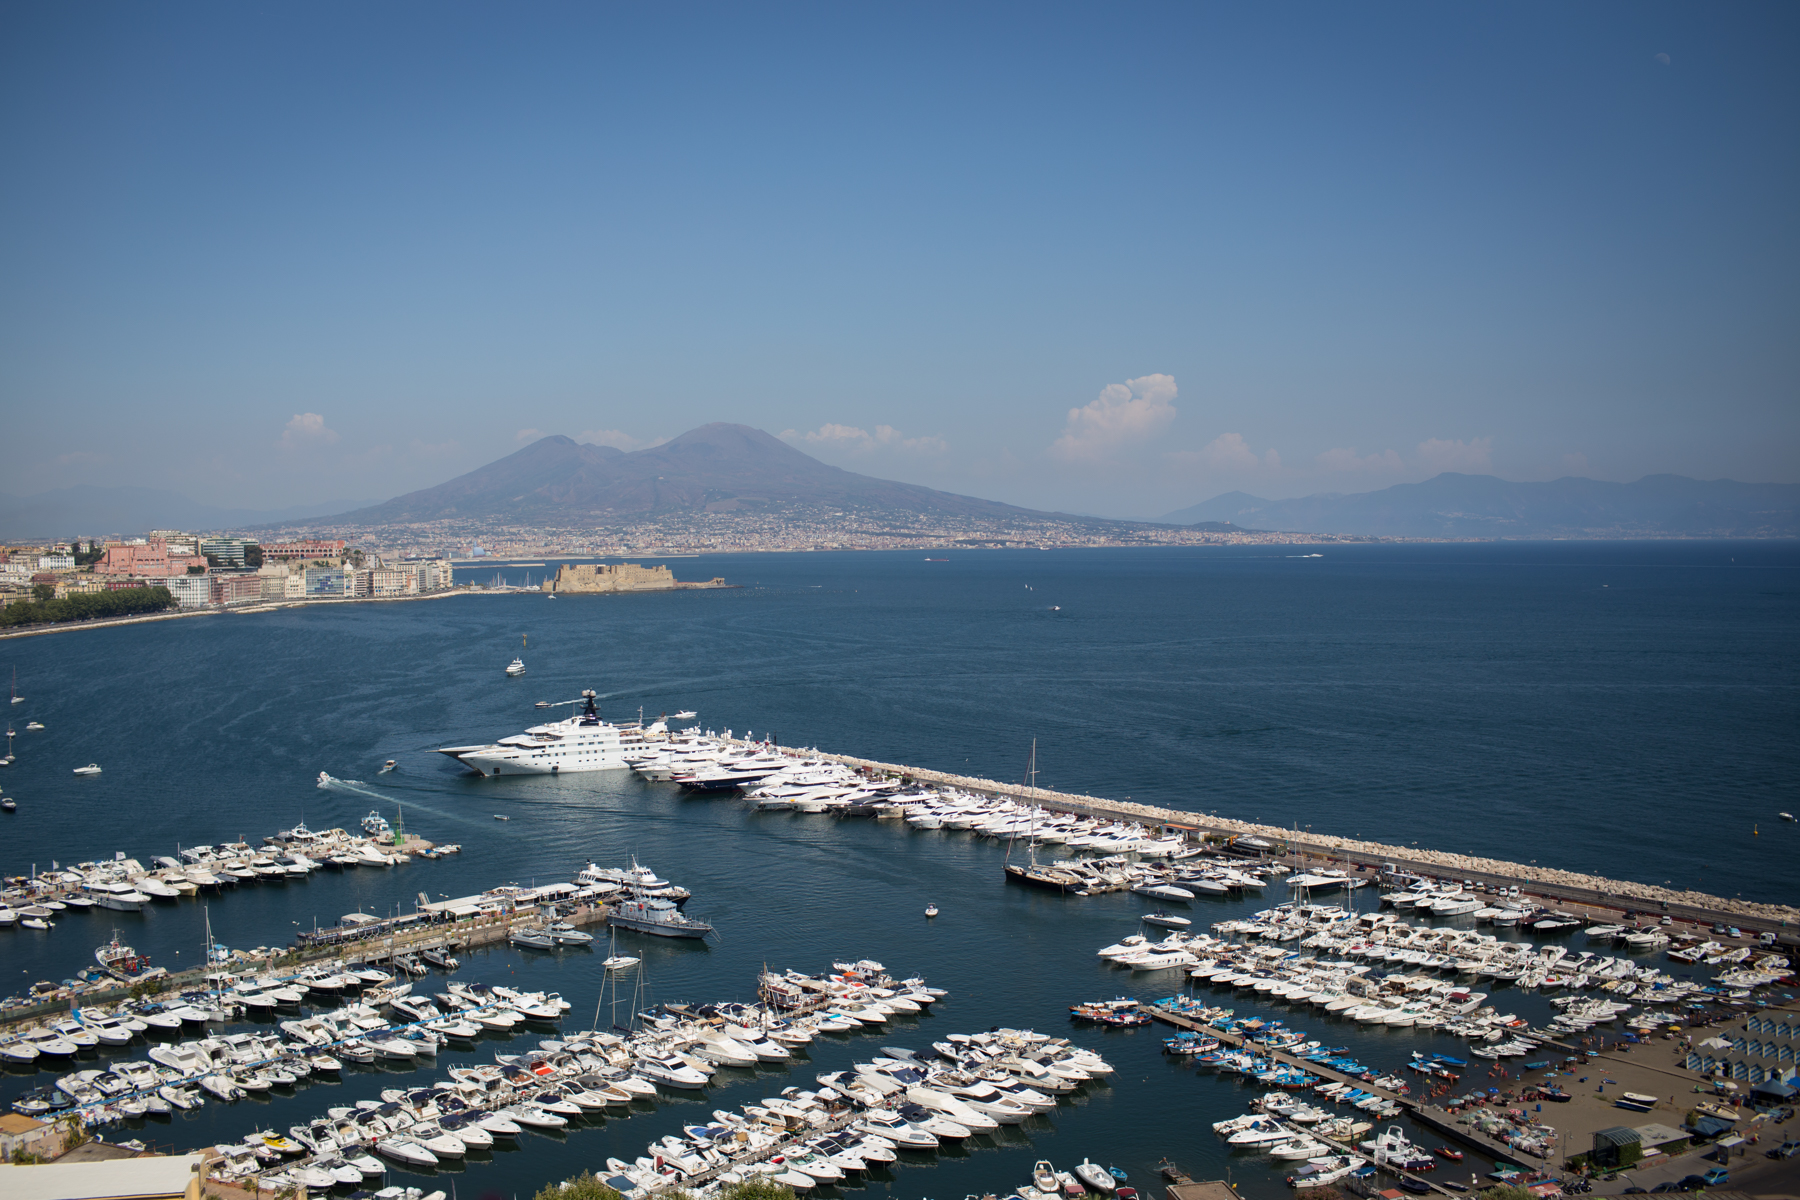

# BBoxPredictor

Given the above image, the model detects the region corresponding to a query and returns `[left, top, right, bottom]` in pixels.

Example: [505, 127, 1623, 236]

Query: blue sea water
[0, 541, 1795, 1196]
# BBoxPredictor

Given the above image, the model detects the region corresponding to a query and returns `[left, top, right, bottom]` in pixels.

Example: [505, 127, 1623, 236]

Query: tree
[244, 544, 264, 568]
[188, 564, 207, 575]
[1478, 1188, 1539, 1200]
[532, 1172, 624, 1200]
[31, 583, 54, 603]
[717, 1180, 798, 1200]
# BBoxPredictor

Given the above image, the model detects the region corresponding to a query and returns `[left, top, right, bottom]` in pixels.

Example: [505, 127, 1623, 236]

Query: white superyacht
[439, 691, 639, 777]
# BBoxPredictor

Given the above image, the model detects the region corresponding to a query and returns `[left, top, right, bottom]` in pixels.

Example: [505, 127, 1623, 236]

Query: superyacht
[439, 691, 649, 777]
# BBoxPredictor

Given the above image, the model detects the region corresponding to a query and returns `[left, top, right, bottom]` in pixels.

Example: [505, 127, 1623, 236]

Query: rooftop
[0, 1153, 200, 1200]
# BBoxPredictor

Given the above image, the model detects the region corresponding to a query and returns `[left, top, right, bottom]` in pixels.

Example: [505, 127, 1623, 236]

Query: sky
[1, 3, 1795, 520]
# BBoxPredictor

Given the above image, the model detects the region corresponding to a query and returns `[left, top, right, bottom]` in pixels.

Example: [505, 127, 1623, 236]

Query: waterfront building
[302, 566, 345, 595]
[262, 538, 347, 562]
[208, 572, 263, 605]
[164, 574, 212, 609]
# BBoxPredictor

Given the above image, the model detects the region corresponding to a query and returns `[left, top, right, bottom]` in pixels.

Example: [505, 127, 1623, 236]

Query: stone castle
[545, 562, 728, 594]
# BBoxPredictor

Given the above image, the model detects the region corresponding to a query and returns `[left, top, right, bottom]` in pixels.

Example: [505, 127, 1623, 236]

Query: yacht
[505, 658, 526, 677]
[438, 690, 631, 776]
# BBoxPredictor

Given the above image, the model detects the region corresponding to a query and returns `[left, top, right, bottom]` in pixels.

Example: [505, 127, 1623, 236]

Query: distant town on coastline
[2, 427, 1795, 602]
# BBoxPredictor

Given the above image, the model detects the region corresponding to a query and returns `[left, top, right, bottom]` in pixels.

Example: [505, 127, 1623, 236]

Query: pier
[788, 745, 1800, 936]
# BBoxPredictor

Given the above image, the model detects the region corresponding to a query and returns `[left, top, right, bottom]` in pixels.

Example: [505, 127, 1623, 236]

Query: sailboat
[10, 669, 22, 704]
[505, 634, 526, 677]
[2, 724, 14, 765]
[1003, 741, 1081, 892]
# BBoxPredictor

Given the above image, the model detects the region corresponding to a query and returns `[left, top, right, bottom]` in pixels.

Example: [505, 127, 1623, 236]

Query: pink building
[96, 540, 208, 579]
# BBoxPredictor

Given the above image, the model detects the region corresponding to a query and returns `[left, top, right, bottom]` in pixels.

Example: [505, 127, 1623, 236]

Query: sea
[0, 541, 1796, 1198]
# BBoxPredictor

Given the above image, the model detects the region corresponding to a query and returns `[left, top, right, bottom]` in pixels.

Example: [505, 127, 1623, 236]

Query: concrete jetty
[784, 745, 1800, 932]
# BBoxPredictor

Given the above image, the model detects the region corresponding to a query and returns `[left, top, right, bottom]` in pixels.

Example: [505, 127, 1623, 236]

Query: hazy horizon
[3, 3, 1795, 520]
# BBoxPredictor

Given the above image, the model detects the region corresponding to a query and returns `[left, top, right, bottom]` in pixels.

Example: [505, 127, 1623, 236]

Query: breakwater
[794, 747, 1800, 929]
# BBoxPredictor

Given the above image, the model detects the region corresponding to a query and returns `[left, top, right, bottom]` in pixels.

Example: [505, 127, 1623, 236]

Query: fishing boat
[96, 930, 152, 980]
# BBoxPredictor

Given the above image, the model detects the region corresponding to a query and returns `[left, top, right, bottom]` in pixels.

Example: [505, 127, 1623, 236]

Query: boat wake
[315, 771, 385, 800]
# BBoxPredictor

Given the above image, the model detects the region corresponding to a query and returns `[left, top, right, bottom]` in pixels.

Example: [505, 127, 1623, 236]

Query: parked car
[1767, 1139, 1800, 1159]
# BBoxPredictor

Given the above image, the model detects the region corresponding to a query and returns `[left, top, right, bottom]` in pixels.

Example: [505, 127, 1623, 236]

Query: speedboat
[73, 763, 102, 776]
[925, 905, 939, 918]
[1076, 1160, 1120, 1193]
[379, 760, 397, 773]
[604, 954, 641, 971]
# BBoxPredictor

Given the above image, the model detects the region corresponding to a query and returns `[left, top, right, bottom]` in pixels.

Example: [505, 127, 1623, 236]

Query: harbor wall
[785, 746, 1800, 928]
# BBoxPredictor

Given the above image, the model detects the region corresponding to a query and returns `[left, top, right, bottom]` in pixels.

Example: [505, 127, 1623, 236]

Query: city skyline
[3, 3, 1796, 519]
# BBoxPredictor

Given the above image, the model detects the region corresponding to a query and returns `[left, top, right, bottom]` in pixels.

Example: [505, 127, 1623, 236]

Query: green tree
[532, 1172, 624, 1200]
[244, 544, 264, 568]
[1478, 1188, 1539, 1200]
[717, 1180, 798, 1200]
[32, 583, 55, 603]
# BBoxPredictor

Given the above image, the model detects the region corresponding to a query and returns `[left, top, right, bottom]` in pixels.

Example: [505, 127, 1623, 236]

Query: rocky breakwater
[802, 749, 1800, 927]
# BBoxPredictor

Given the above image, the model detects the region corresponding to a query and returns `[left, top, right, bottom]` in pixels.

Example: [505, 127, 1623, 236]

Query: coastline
[0, 586, 488, 641]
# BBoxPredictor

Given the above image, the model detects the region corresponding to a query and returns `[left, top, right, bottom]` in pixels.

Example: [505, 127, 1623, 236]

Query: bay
[0, 541, 1795, 1196]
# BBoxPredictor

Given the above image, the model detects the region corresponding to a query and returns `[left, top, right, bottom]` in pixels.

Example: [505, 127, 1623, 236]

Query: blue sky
[2, 2, 1794, 518]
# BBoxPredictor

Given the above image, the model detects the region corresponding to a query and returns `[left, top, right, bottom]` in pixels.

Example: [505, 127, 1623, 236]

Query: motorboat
[1076, 1160, 1120, 1193]
[604, 954, 642, 971]
[508, 926, 557, 950]
[925, 904, 939, 918]
[73, 763, 102, 776]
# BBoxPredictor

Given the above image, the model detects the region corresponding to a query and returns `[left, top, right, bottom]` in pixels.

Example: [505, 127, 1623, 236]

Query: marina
[0, 544, 1794, 1200]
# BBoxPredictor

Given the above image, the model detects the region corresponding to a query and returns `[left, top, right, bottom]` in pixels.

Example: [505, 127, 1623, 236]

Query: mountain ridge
[308, 423, 1046, 525]
[1162, 473, 1800, 538]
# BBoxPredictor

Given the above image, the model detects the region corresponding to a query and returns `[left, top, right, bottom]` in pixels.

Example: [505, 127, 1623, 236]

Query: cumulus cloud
[1050, 374, 1178, 461]
[1316, 446, 1405, 474]
[280, 412, 339, 450]
[1416, 436, 1493, 474]
[781, 424, 948, 454]
[577, 429, 667, 451]
[1194, 432, 1281, 472]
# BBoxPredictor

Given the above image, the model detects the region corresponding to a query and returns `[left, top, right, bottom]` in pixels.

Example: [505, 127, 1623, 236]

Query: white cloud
[1316, 446, 1405, 474]
[516, 427, 544, 442]
[1050, 374, 1178, 461]
[577, 429, 667, 451]
[781, 424, 948, 455]
[280, 412, 339, 450]
[1195, 432, 1281, 472]
[1416, 436, 1493, 474]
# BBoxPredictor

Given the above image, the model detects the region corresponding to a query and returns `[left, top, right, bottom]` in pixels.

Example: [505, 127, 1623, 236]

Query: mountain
[312, 424, 1043, 524]
[1161, 474, 1800, 538]
[0, 487, 382, 540]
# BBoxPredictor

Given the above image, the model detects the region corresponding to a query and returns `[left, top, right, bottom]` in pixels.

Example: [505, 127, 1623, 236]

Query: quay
[0, 899, 609, 1031]
[788, 745, 1800, 938]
